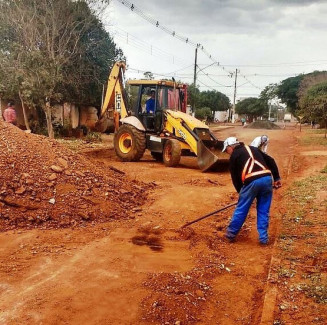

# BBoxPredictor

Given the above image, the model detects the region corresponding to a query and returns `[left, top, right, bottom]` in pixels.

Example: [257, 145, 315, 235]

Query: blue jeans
[226, 176, 273, 243]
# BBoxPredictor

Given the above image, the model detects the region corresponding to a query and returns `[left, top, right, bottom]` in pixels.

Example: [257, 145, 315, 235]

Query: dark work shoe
[225, 234, 236, 243]
[259, 240, 269, 246]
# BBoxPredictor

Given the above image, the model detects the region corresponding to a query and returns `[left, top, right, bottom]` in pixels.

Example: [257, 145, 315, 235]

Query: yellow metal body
[127, 79, 181, 88]
[99, 61, 225, 171]
[99, 61, 129, 121]
[165, 110, 209, 155]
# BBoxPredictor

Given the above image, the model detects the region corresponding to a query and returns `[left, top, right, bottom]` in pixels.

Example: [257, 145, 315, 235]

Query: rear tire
[114, 124, 146, 161]
[163, 139, 181, 167]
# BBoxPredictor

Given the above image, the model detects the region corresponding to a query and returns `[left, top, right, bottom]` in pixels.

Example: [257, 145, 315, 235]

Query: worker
[251, 135, 269, 153]
[146, 90, 156, 114]
[222, 136, 282, 245]
[3, 102, 17, 125]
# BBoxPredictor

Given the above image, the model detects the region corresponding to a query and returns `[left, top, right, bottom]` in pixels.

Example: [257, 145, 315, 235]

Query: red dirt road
[0, 124, 326, 324]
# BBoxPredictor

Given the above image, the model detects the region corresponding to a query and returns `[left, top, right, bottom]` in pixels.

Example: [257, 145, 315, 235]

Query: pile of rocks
[0, 122, 149, 231]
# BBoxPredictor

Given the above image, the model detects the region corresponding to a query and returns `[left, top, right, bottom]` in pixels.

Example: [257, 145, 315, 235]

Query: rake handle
[181, 202, 237, 228]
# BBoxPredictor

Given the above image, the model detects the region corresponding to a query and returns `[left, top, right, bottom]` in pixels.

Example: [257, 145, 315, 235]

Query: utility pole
[231, 68, 239, 123]
[193, 46, 198, 112]
[193, 47, 198, 87]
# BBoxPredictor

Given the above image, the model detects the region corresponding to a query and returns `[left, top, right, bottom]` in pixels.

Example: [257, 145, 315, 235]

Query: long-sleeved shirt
[250, 136, 269, 153]
[146, 98, 155, 113]
[3, 108, 17, 124]
[229, 143, 281, 193]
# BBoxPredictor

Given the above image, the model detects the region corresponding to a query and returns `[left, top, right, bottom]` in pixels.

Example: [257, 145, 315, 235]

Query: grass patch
[56, 138, 85, 151]
[306, 129, 327, 135]
[286, 174, 327, 205]
[301, 279, 327, 304]
[85, 132, 102, 143]
[300, 130, 327, 146]
[277, 266, 295, 279]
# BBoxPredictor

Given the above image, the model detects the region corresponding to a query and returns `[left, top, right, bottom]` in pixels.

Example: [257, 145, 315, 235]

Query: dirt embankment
[0, 122, 152, 231]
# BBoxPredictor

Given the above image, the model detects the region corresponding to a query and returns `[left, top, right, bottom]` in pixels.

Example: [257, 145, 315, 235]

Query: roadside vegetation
[300, 130, 327, 146]
[0, 0, 121, 137]
[274, 130, 327, 323]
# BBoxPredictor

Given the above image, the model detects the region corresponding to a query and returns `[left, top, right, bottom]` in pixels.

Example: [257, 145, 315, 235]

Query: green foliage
[199, 90, 230, 112]
[0, 0, 123, 114]
[299, 81, 327, 131]
[143, 71, 154, 80]
[276, 75, 304, 114]
[187, 83, 230, 112]
[194, 107, 212, 121]
[187, 83, 201, 109]
[300, 130, 327, 146]
[235, 97, 267, 119]
[85, 131, 102, 143]
[260, 83, 278, 103]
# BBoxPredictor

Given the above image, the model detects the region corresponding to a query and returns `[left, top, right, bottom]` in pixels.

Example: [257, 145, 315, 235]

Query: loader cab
[126, 80, 186, 132]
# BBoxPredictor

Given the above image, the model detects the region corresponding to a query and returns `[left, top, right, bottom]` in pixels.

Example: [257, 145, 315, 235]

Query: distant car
[268, 118, 276, 122]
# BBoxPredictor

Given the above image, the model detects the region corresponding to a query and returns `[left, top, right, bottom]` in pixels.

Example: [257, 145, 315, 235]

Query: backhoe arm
[96, 61, 129, 132]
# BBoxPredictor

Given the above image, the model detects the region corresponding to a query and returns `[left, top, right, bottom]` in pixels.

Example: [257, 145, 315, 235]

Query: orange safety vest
[242, 145, 271, 183]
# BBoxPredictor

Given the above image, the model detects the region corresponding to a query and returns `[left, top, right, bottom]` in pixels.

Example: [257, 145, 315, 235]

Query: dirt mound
[0, 122, 151, 231]
[245, 120, 281, 129]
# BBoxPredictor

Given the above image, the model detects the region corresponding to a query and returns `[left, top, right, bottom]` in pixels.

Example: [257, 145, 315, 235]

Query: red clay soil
[0, 122, 326, 325]
[0, 121, 151, 231]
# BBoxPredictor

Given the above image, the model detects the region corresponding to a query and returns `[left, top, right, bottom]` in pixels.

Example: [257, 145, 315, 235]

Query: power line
[238, 72, 262, 90]
[115, 0, 199, 48]
[110, 27, 189, 66]
[197, 70, 233, 88]
[222, 60, 327, 67]
[114, 0, 233, 77]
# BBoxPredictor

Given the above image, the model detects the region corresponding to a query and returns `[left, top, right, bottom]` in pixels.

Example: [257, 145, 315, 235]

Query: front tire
[114, 124, 146, 161]
[163, 139, 181, 167]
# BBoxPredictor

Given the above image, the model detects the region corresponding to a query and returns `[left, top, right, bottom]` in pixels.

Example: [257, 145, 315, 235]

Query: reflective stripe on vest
[241, 145, 271, 182]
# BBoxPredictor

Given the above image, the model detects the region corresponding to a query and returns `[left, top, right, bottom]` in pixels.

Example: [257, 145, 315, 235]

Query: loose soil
[0, 122, 326, 324]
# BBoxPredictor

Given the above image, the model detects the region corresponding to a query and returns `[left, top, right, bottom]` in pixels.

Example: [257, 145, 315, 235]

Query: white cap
[261, 135, 268, 143]
[222, 137, 239, 152]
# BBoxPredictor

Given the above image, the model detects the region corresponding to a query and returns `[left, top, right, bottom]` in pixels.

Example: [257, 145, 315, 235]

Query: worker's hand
[273, 180, 282, 189]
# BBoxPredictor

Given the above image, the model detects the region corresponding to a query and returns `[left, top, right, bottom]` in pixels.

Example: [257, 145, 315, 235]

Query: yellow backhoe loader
[95, 61, 228, 172]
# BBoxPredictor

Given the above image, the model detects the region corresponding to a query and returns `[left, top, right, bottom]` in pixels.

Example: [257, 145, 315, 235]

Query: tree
[299, 81, 327, 137]
[275, 75, 304, 115]
[297, 71, 327, 108]
[260, 83, 278, 104]
[187, 83, 201, 111]
[194, 107, 212, 121]
[235, 97, 267, 121]
[143, 71, 154, 80]
[187, 84, 230, 114]
[199, 90, 230, 113]
[0, 0, 122, 137]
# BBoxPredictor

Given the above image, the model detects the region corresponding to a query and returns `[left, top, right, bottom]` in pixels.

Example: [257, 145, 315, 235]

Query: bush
[195, 107, 213, 121]
[85, 132, 102, 143]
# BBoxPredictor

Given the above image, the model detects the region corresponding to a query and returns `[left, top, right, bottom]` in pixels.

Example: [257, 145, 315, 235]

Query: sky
[102, 0, 327, 103]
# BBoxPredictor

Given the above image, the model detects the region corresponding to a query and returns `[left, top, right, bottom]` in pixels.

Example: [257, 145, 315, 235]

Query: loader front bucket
[197, 140, 229, 172]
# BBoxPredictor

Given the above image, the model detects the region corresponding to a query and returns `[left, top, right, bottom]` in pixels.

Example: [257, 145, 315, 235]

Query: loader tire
[151, 152, 163, 162]
[163, 139, 181, 167]
[114, 124, 146, 161]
